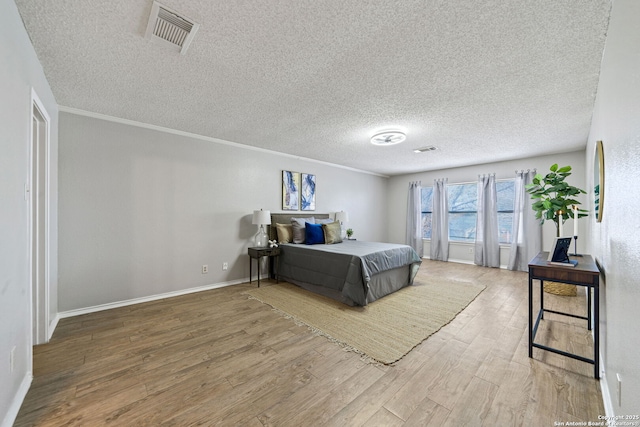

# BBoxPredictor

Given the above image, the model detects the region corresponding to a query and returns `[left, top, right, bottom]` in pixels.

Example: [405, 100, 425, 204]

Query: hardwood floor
[15, 261, 604, 426]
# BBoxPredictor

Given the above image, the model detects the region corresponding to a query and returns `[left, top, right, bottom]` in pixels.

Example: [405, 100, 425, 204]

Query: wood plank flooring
[15, 261, 604, 426]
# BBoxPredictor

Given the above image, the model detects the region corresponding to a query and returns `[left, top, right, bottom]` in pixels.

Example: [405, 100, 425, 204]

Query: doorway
[30, 90, 50, 345]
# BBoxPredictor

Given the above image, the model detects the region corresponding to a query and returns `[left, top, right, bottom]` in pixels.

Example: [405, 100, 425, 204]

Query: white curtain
[406, 181, 423, 257]
[475, 174, 500, 267]
[508, 170, 542, 271]
[430, 178, 449, 261]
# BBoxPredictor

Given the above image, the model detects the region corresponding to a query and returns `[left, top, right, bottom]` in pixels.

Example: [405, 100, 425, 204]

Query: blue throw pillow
[305, 222, 325, 244]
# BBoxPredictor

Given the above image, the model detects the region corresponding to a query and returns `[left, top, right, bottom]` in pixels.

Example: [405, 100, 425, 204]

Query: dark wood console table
[528, 251, 600, 378]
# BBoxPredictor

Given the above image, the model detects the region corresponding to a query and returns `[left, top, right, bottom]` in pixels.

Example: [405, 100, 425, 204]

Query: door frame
[29, 88, 51, 345]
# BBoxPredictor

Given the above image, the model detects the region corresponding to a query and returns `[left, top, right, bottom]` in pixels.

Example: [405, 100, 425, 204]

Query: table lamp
[252, 209, 271, 247]
[335, 211, 349, 239]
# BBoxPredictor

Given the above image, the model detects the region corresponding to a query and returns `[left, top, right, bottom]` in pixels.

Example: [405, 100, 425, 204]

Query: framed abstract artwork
[301, 173, 316, 211]
[282, 170, 300, 210]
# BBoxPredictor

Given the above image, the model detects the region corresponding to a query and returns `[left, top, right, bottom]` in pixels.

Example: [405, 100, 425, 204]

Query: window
[421, 186, 433, 239]
[420, 179, 515, 243]
[448, 183, 477, 242]
[496, 180, 515, 244]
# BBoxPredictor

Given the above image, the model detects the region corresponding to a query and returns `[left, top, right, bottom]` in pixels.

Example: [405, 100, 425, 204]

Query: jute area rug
[245, 277, 485, 365]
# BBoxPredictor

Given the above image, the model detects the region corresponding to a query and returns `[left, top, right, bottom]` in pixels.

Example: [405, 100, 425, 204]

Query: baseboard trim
[424, 256, 509, 269]
[1, 372, 32, 427]
[48, 314, 60, 341]
[57, 278, 248, 319]
[423, 256, 475, 265]
[600, 353, 615, 418]
[447, 257, 475, 265]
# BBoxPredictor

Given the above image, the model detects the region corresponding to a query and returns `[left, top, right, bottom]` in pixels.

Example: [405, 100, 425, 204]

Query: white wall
[386, 150, 587, 264]
[586, 0, 640, 415]
[0, 1, 59, 425]
[58, 111, 388, 312]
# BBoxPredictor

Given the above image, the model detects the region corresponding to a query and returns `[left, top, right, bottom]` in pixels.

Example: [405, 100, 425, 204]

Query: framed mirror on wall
[594, 140, 605, 222]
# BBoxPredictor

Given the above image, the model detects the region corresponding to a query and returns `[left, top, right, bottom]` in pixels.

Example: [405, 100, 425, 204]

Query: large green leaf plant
[525, 164, 588, 237]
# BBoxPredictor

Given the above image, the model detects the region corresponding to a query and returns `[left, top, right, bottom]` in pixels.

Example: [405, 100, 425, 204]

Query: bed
[268, 213, 422, 306]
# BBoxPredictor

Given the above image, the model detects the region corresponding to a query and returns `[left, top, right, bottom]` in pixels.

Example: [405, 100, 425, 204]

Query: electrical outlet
[222, 262, 228, 271]
[10, 346, 15, 373]
[468, 247, 473, 253]
[202, 264, 208, 274]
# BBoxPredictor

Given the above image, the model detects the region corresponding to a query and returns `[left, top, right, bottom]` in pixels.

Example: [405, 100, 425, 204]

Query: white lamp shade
[335, 211, 349, 223]
[252, 209, 271, 225]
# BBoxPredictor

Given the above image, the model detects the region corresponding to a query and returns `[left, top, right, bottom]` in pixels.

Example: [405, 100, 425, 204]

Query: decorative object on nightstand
[346, 228, 354, 240]
[335, 210, 349, 239]
[252, 209, 271, 248]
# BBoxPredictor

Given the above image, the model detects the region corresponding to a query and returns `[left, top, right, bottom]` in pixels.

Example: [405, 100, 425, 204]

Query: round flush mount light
[370, 130, 406, 146]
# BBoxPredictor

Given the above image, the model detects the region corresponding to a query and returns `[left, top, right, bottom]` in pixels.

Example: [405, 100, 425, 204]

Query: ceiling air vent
[413, 146, 437, 153]
[145, 1, 199, 55]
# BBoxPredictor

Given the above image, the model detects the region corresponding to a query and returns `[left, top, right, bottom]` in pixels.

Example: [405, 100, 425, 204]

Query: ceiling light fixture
[370, 130, 406, 146]
[413, 146, 437, 153]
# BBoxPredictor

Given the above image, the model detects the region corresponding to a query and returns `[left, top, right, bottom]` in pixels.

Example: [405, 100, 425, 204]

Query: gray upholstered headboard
[268, 213, 331, 241]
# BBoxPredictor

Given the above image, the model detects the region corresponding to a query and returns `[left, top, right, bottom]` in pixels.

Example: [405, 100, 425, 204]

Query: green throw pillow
[322, 221, 343, 244]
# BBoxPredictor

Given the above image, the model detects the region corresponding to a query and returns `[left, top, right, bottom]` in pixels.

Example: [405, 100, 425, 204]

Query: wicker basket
[543, 281, 577, 296]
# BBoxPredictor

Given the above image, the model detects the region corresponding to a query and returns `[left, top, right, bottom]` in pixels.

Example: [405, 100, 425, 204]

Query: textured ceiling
[15, 0, 611, 176]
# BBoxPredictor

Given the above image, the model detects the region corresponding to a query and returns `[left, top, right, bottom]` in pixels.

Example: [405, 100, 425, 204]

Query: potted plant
[526, 164, 588, 237]
[526, 164, 588, 295]
[346, 228, 354, 240]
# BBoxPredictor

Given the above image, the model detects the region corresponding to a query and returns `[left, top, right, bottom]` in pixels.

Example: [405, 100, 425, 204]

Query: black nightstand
[248, 246, 280, 287]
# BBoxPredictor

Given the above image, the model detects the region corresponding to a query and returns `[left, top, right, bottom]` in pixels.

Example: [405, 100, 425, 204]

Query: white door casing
[30, 89, 51, 345]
